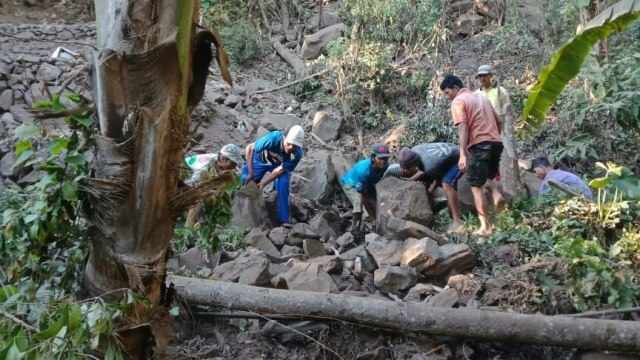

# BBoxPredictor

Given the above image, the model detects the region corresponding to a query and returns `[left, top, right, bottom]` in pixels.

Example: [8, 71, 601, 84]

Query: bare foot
[473, 228, 492, 236]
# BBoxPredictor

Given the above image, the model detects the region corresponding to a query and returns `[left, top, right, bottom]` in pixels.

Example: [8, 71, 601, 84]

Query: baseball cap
[371, 143, 391, 158]
[285, 125, 304, 148]
[220, 144, 245, 165]
[476, 65, 493, 77]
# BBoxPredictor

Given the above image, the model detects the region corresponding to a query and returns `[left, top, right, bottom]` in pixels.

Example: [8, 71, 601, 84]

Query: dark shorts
[467, 141, 503, 187]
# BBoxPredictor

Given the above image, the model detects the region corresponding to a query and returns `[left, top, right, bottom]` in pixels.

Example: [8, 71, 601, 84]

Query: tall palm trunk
[81, 1, 203, 357]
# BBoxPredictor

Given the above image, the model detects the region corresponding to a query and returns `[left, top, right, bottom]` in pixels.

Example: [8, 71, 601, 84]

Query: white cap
[476, 65, 493, 77]
[220, 144, 245, 165]
[285, 125, 304, 148]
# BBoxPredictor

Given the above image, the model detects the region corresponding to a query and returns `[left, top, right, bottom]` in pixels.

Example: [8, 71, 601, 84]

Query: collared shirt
[252, 131, 303, 172]
[476, 85, 511, 117]
[341, 158, 388, 192]
[541, 169, 593, 199]
[451, 88, 502, 148]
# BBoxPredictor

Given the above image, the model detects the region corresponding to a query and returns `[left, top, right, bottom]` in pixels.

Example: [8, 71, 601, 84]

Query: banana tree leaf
[519, 0, 640, 137]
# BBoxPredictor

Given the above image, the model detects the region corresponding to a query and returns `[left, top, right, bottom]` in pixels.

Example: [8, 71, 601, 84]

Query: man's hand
[258, 179, 267, 191]
[245, 171, 254, 184]
[458, 152, 467, 172]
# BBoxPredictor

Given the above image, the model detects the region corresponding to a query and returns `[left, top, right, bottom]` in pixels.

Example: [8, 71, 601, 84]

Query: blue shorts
[442, 164, 463, 189]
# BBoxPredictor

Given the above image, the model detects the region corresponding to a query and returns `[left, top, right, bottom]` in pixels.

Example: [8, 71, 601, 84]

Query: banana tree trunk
[81, 1, 204, 358]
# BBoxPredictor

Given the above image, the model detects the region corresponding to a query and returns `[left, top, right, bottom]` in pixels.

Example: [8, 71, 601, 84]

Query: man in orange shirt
[440, 74, 503, 236]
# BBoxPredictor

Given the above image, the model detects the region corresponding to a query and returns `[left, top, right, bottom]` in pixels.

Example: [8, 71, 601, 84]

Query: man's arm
[258, 165, 286, 190]
[457, 122, 469, 171]
[244, 143, 255, 183]
[492, 107, 503, 134]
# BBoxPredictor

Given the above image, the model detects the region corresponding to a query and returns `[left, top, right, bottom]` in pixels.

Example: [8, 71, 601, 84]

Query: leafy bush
[201, 1, 267, 65]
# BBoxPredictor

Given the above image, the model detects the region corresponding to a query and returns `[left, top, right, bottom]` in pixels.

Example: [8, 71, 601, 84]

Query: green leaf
[0, 286, 20, 303]
[65, 154, 86, 166]
[66, 93, 83, 103]
[589, 177, 611, 189]
[61, 182, 78, 201]
[33, 317, 65, 341]
[68, 305, 82, 331]
[14, 124, 41, 140]
[72, 115, 93, 128]
[24, 214, 39, 223]
[11, 149, 33, 169]
[519, 0, 640, 137]
[4, 342, 23, 360]
[15, 140, 32, 156]
[49, 137, 69, 155]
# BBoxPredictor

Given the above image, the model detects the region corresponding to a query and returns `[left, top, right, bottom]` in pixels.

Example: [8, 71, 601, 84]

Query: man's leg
[470, 185, 492, 235]
[442, 165, 463, 229]
[485, 142, 506, 212]
[467, 144, 494, 235]
[274, 171, 291, 224]
[342, 184, 364, 235]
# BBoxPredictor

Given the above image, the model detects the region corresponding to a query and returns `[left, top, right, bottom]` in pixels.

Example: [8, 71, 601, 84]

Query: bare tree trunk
[169, 277, 640, 352]
[273, 40, 308, 76]
[499, 112, 524, 198]
[83, 1, 208, 358]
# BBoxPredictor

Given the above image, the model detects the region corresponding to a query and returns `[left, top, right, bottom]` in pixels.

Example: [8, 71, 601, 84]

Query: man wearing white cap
[475, 64, 511, 124]
[242, 125, 304, 224]
[184, 144, 245, 227]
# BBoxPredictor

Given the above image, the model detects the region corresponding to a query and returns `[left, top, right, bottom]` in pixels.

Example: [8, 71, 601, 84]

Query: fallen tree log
[272, 41, 307, 77]
[168, 276, 640, 352]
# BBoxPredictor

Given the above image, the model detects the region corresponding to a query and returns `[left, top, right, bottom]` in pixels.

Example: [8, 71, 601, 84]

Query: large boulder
[291, 150, 336, 201]
[308, 210, 344, 241]
[272, 261, 338, 293]
[376, 177, 433, 232]
[259, 111, 302, 131]
[300, 23, 345, 60]
[212, 249, 270, 283]
[244, 228, 281, 260]
[311, 111, 342, 142]
[229, 182, 271, 229]
[373, 266, 417, 296]
[456, 13, 487, 35]
[364, 233, 402, 268]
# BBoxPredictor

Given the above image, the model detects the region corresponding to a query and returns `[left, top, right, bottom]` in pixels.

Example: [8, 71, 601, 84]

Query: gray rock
[224, 94, 242, 107]
[273, 261, 338, 293]
[268, 227, 288, 247]
[385, 216, 447, 245]
[286, 222, 317, 246]
[335, 232, 355, 249]
[230, 182, 271, 229]
[245, 228, 281, 260]
[17, 170, 45, 185]
[306, 255, 342, 274]
[330, 151, 352, 180]
[311, 111, 342, 142]
[373, 266, 417, 295]
[213, 249, 269, 283]
[260, 111, 302, 131]
[303, 238, 326, 258]
[0, 89, 13, 111]
[340, 245, 377, 273]
[456, 13, 487, 36]
[376, 177, 434, 231]
[177, 247, 209, 271]
[1, 152, 21, 178]
[238, 261, 272, 286]
[425, 288, 459, 308]
[280, 244, 303, 257]
[404, 283, 440, 302]
[306, 11, 340, 31]
[36, 63, 62, 82]
[15, 32, 36, 40]
[365, 233, 402, 268]
[308, 210, 343, 241]
[423, 244, 475, 278]
[301, 23, 345, 60]
[400, 237, 440, 269]
[291, 150, 336, 201]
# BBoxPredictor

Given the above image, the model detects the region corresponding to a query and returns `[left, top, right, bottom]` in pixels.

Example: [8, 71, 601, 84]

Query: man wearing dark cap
[385, 143, 464, 231]
[340, 144, 391, 236]
[440, 74, 503, 236]
[531, 156, 593, 199]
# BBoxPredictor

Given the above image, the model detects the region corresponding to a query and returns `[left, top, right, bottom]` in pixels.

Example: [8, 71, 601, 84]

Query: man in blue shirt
[242, 125, 305, 224]
[531, 156, 593, 199]
[340, 143, 391, 235]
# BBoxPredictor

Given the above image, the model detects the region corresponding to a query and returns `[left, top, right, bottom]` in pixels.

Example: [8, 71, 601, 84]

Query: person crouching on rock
[340, 143, 392, 238]
[184, 144, 245, 228]
[241, 125, 304, 226]
[384, 144, 465, 233]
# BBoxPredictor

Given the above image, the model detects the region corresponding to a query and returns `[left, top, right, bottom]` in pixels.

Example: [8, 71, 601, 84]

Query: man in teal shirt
[340, 144, 391, 236]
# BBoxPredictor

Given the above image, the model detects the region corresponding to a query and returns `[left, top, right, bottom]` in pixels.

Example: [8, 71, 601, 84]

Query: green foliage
[520, 0, 640, 137]
[171, 170, 244, 255]
[342, 0, 447, 45]
[482, 164, 640, 312]
[200, 1, 267, 65]
[0, 94, 132, 358]
[401, 96, 456, 145]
